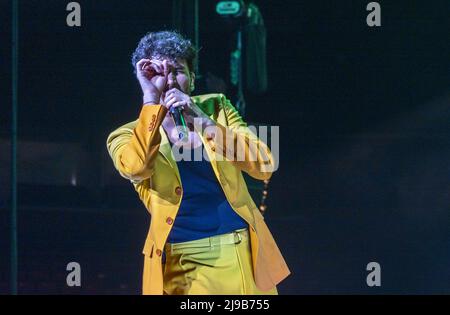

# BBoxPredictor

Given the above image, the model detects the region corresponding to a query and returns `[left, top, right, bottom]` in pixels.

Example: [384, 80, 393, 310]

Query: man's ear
[190, 72, 196, 92]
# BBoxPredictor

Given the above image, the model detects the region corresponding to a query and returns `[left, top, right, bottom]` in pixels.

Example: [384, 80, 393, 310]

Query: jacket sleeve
[212, 94, 277, 180]
[106, 105, 168, 182]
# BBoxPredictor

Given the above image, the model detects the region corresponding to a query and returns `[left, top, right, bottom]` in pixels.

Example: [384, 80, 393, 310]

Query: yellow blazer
[106, 93, 290, 295]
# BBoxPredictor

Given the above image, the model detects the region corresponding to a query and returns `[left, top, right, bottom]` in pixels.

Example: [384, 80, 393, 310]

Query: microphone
[169, 106, 189, 142]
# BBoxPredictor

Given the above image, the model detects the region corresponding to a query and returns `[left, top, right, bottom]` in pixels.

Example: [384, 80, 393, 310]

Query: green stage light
[215, 0, 245, 17]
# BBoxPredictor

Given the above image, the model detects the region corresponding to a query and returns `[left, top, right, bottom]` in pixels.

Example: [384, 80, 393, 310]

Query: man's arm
[106, 58, 172, 182]
[190, 94, 277, 180]
[218, 95, 276, 180]
[106, 104, 168, 182]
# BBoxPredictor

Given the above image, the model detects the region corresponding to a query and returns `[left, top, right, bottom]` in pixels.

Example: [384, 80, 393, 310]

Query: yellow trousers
[162, 228, 278, 295]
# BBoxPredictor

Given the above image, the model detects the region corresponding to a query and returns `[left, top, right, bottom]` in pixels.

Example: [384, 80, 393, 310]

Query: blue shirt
[166, 141, 248, 243]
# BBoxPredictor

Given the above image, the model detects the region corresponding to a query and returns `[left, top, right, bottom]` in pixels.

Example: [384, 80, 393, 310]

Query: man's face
[155, 58, 194, 99]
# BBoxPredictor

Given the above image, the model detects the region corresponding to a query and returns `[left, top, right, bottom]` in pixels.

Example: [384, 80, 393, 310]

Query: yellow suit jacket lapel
[158, 126, 181, 184]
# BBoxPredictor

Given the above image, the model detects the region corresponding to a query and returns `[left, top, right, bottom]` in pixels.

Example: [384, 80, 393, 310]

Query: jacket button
[211, 147, 216, 152]
[155, 249, 162, 257]
[166, 217, 174, 225]
[175, 186, 182, 195]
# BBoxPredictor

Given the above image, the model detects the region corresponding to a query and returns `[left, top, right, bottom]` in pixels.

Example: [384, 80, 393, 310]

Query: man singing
[106, 31, 290, 295]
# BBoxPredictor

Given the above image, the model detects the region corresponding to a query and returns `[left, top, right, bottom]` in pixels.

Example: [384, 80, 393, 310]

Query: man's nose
[166, 72, 178, 89]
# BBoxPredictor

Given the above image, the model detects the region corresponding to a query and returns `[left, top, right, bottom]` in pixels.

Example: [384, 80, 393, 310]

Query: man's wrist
[188, 105, 215, 127]
[143, 100, 159, 106]
[189, 104, 207, 119]
[143, 92, 160, 105]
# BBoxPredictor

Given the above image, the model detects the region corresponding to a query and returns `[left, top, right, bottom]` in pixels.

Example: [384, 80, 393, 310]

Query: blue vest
[167, 142, 248, 243]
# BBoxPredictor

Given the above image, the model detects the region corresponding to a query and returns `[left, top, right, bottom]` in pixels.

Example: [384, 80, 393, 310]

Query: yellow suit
[106, 93, 290, 295]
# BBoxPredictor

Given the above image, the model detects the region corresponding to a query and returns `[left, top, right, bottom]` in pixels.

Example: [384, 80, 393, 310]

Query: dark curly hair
[131, 30, 197, 73]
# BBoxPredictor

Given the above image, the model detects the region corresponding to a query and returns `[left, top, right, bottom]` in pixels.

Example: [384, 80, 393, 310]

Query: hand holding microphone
[164, 88, 193, 142]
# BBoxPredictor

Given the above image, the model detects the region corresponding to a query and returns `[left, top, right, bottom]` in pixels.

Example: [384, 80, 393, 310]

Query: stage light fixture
[215, 0, 246, 18]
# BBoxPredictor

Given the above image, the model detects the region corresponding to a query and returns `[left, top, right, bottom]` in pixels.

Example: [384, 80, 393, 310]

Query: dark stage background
[0, 0, 449, 294]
